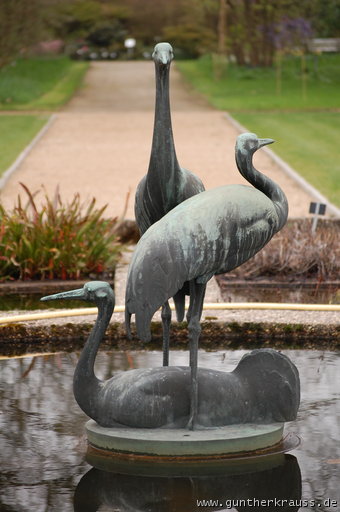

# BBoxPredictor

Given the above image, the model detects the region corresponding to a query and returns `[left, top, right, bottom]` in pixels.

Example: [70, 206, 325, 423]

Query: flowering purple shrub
[272, 17, 314, 52]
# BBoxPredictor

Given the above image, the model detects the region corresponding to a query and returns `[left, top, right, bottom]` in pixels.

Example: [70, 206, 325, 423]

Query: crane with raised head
[126, 132, 289, 429]
[135, 42, 205, 366]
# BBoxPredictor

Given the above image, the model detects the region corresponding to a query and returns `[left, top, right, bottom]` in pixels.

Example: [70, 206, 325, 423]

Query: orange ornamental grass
[0, 184, 123, 281]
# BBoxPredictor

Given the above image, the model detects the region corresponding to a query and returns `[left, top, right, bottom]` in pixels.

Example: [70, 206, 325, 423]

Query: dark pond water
[218, 283, 339, 305]
[0, 349, 339, 512]
[0, 282, 338, 311]
[0, 294, 94, 312]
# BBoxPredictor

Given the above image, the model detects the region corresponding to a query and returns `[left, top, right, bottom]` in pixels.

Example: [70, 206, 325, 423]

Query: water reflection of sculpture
[74, 454, 302, 512]
[126, 133, 290, 428]
[135, 42, 205, 367]
[41, 281, 299, 429]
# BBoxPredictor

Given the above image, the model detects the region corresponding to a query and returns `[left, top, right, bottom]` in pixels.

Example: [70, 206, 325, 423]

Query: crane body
[127, 184, 282, 340]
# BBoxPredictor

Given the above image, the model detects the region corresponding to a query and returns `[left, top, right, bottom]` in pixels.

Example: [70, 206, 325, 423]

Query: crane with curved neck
[235, 133, 288, 230]
[43, 281, 299, 430]
[134, 42, 205, 368]
[41, 281, 114, 420]
[126, 132, 289, 429]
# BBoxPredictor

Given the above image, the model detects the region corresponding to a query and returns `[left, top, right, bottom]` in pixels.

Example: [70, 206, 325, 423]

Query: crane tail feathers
[125, 298, 153, 343]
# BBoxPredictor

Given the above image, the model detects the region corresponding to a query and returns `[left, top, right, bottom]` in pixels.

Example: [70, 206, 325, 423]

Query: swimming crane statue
[135, 42, 205, 367]
[125, 133, 289, 429]
[41, 281, 299, 429]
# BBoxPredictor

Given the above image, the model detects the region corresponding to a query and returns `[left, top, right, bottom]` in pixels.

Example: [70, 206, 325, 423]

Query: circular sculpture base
[86, 420, 285, 460]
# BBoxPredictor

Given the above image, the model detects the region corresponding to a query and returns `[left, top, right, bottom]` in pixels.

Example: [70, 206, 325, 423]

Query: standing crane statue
[126, 132, 289, 429]
[135, 42, 205, 366]
[41, 282, 299, 429]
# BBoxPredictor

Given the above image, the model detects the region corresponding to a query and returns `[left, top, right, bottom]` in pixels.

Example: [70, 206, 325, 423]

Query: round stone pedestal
[86, 420, 285, 460]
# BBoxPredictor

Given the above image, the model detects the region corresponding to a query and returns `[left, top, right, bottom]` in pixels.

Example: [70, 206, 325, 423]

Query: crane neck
[73, 297, 114, 417]
[236, 150, 288, 231]
[148, 62, 180, 180]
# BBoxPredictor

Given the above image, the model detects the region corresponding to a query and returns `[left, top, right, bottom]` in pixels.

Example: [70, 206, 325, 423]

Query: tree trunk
[217, 0, 227, 55]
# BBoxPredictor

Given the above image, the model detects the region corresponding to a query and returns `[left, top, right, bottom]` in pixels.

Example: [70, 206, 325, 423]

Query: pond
[0, 349, 339, 511]
[0, 293, 94, 312]
[0, 281, 338, 312]
[216, 280, 339, 305]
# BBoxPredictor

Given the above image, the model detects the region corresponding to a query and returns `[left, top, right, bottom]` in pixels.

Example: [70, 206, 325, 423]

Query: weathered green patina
[134, 42, 205, 367]
[126, 133, 289, 428]
[41, 282, 299, 430]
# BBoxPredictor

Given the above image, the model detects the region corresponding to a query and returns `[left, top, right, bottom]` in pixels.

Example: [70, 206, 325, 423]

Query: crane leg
[187, 282, 206, 430]
[161, 301, 171, 366]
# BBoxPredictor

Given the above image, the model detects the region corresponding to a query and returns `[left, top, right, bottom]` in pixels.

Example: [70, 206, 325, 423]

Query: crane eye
[84, 287, 91, 298]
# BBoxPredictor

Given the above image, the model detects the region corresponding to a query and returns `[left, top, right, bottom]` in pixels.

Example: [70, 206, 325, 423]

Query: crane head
[40, 281, 115, 307]
[152, 42, 174, 66]
[236, 132, 274, 156]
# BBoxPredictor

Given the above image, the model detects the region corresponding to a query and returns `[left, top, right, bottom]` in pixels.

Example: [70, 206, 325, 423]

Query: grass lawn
[0, 57, 88, 178]
[177, 53, 340, 111]
[0, 115, 49, 176]
[0, 56, 88, 110]
[231, 112, 340, 207]
[177, 54, 340, 207]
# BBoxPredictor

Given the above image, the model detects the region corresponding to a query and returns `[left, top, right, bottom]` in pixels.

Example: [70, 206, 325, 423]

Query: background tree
[223, 0, 322, 67]
[217, 0, 227, 55]
[0, 0, 43, 67]
[161, 0, 217, 57]
[307, 0, 340, 37]
[123, 0, 217, 57]
[44, 0, 130, 47]
[0, 0, 339, 68]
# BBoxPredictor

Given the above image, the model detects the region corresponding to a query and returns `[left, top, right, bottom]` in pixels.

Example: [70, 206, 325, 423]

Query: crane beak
[40, 288, 86, 302]
[258, 138, 275, 148]
[161, 52, 171, 65]
[153, 51, 172, 66]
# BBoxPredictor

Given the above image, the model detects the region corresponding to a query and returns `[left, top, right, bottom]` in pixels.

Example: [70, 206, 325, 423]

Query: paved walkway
[0, 61, 314, 218]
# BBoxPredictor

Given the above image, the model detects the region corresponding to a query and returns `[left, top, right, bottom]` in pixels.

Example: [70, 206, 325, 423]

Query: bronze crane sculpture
[126, 133, 289, 429]
[135, 42, 205, 366]
[41, 282, 298, 429]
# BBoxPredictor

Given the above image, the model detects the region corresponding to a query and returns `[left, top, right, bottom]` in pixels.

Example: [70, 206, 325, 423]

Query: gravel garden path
[0, 61, 338, 332]
[0, 61, 315, 218]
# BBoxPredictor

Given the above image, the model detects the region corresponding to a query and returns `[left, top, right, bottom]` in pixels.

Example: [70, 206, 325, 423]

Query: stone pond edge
[1, 319, 338, 357]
